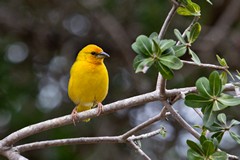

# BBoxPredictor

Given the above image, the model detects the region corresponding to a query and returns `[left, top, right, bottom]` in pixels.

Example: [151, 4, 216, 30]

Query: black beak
[97, 51, 110, 58]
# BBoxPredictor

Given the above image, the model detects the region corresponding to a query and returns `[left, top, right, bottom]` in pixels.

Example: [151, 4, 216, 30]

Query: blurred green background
[0, 0, 240, 159]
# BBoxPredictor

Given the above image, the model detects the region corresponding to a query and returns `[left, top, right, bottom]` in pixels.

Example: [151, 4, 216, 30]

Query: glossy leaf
[133, 55, 144, 70]
[196, 77, 211, 97]
[134, 35, 153, 56]
[177, 0, 201, 16]
[199, 135, 207, 145]
[216, 55, 228, 67]
[187, 140, 204, 155]
[212, 100, 226, 111]
[189, 22, 201, 43]
[217, 113, 226, 125]
[207, 122, 224, 132]
[229, 131, 240, 144]
[152, 39, 162, 56]
[187, 149, 204, 160]
[159, 39, 176, 52]
[211, 132, 224, 143]
[174, 29, 186, 44]
[203, 105, 216, 127]
[217, 94, 240, 107]
[155, 61, 174, 80]
[149, 32, 158, 39]
[202, 140, 215, 156]
[172, 45, 187, 57]
[229, 119, 240, 127]
[185, 94, 211, 108]
[131, 43, 142, 55]
[209, 71, 222, 96]
[159, 55, 183, 70]
[188, 48, 201, 64]
[135, 58, 154, 73]
[220, 72, 227, 85]
[211, 151, 227, 160]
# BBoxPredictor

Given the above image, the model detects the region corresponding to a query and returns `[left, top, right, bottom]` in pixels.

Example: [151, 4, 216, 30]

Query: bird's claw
[71, 107, 79, 126]
[97, 103, 103, 116]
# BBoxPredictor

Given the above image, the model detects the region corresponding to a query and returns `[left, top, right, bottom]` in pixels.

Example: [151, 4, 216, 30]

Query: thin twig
[176, 16, 200, 45]
[121, 107, 168, 140]
[181, 60, 228, 70]
[162, 100, 200, 139]
[158, 1, 180, 40]
[128, 128, 165, 141]
[128, 140, 151, 160]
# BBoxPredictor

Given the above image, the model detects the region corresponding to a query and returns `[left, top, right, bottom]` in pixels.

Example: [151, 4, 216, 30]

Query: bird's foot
[71, 107, 79, 126]
[97, 103, 103, 116]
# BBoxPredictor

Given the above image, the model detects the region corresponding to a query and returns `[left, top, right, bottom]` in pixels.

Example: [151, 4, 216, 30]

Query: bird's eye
[91, 52, 97, 55]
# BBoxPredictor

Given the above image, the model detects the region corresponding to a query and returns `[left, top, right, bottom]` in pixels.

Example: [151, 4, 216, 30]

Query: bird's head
[77, 44, 110, 64]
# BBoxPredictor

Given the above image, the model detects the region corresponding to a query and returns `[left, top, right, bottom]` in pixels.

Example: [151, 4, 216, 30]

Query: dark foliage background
[0, 0, 240, 159]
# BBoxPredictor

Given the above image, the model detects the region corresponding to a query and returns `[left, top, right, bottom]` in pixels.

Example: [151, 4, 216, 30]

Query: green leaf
[172, 45, 187, 57]
[212, 100, 227, 111]
[211, 151, 228, 160]
[217, 113, 226, 125]
[185, 94, 211, 108]
[149, 32, 158, 39]
[216, 55, 228, 67]
[189, 22, 201, 43]
[155, 61, 174, 80]
[159, 39, 176, 52]
[211, 132, 224, 143]
[188, 48, 201, 64]
[163, 47, 175, 56]
[159, 55, 183, 70]
[187, 149, 204, 160]
[203, 105, 216, 127]
[135, 58, 154, 73]
[187, 140, 204, 155]
[207, 122, 224, 132]
[132, 43, 142, 55]
[229, 119, 240, 127]
[152, 39, 162, 56]
[196, 77, 211, 97]
[134, 35, 153, 56]
[229, 131, 240, 144]
[217, 94, 240, 107]
[133, 55, 144, 70]
[209, 71, 222, 96]
[220, 72, 227, 85]
[202, 140, 215, 157]
[174, 29, 186, 44]
[199, 135, 207, 145]
[177, 0, 201, 16]
[159, 126, 167, 138]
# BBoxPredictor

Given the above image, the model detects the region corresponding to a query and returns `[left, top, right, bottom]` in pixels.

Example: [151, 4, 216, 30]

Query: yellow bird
[68, 44, 109, 123]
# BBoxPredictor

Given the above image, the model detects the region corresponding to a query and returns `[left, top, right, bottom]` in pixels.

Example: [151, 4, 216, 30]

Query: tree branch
[181, 60, 228, 70]
[1, 91, 159, 147]
[128, 140, 151, 160]
[158, 0, 180, 40]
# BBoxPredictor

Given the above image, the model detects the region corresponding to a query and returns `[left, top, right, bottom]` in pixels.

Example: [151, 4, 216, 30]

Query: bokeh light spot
[63, 14, 90, 36]
[37, 83, 62, 113]
[6, 42, 29, 63]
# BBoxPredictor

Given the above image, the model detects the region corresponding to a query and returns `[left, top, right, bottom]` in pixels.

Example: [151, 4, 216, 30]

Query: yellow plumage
[68, 44, 109, 123]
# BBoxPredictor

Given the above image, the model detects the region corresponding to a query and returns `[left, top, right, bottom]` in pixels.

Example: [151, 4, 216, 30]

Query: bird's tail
[76, 105, 91, 122]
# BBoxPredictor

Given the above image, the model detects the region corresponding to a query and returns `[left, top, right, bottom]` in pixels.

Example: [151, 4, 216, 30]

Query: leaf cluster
[132, 33, 184, 79]
[185, 71, 240, 127]
[174, 22, 201, 64]
[187, 135, 227, 160]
